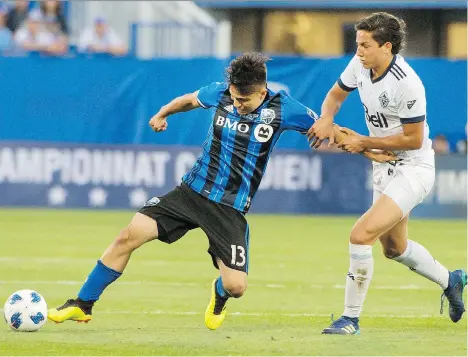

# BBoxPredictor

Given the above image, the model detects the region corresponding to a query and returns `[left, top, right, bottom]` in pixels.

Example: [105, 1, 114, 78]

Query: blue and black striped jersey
[182, 82, 317, 213]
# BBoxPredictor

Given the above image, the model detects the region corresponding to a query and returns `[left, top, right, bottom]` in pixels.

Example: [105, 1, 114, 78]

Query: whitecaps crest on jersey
[378, 91, 390, 108]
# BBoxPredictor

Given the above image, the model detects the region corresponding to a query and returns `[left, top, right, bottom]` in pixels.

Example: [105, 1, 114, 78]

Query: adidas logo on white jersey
[407, 100, 416, 109]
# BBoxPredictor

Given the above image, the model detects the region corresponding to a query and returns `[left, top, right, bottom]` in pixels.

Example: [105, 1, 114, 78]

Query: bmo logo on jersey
[216, 116, 250, 133]
[215, 116, 274, 142]
[254, 124, 274, 143]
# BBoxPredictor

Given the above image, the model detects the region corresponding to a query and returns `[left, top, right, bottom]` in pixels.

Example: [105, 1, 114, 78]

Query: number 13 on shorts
[230, 245, 246, 267]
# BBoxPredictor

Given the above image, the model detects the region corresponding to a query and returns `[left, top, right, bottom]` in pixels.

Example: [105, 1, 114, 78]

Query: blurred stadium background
[0, 1, 466, 355]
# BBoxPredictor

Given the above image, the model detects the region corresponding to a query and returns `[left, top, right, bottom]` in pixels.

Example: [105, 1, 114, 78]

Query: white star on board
[129, 188, 148, 208]
[48, 186, 67, 206]
[89, 187, 108, 207]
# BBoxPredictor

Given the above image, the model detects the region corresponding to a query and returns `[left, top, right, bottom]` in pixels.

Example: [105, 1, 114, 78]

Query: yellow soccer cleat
[205, 279, 229, 330]
[48, 299, 93, 323]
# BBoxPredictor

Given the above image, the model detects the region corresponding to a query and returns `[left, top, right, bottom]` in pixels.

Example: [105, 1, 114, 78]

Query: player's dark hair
[355, 12, 406, 54]
[226, 52, 269, 95]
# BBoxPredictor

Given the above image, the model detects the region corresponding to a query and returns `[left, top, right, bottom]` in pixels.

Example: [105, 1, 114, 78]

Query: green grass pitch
[0, 209, 466, 356]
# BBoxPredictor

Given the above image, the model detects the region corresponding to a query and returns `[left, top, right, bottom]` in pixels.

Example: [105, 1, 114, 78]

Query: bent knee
[114, 227, 131, 246]
[350, 226, 379, 245]
[223, 281, 247, 298]
[114, 214, 158, 250]
[113, 226, 141, 251]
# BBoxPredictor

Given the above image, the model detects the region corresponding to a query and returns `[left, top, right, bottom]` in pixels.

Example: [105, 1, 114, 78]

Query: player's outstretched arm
[337, 121, 424, 154]
[308, 83, 351, 148]
[358, 122, 425, 151]
[334, 125, 398, 163]
[149, 91, 201, 132]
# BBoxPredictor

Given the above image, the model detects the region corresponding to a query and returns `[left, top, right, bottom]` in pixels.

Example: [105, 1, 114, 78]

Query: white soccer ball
[3, 290, 48, 332]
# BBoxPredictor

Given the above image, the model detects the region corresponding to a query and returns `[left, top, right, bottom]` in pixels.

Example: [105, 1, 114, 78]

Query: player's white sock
[393, 239, 449, 290]
[343, 243, 374, 318]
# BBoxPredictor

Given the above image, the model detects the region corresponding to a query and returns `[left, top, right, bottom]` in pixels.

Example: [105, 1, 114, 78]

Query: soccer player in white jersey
[308, 12, 466, 335]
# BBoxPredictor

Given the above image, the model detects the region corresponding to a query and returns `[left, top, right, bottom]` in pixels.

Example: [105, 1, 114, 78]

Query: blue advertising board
[0, 141, 465, 218]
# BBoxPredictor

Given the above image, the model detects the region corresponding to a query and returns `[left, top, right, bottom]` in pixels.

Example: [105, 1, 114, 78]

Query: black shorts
[138, 184, 250, 273]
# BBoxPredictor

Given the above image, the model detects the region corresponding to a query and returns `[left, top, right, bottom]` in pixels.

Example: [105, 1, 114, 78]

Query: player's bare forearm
[321, 83, 350, 118]
[158, 92, 200, 117]
[360, 121, 424, 150]
[321, 95, 341, 120]
[360, 134, 422, 150]
[308, 83, 350, 148]
[149, 91, 200, 132]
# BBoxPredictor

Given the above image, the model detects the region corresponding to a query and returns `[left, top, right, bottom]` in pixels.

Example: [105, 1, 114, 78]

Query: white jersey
[338, 54, 434, 161]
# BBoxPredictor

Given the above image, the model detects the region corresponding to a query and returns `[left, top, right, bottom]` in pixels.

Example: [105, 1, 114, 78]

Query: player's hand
[363, 150, 399, 163]
[337, 134, 365, 153]
[149, 113, 168, 132]
[307, 115, 335, 149]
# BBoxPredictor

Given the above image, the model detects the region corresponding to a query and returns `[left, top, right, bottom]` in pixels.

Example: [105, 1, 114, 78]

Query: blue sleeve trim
[337, 78, 356, 92]
[401, 115, 426, 124]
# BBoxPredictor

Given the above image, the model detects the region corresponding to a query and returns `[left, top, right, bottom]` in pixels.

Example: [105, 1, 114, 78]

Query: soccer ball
[3, 290, 48, 332]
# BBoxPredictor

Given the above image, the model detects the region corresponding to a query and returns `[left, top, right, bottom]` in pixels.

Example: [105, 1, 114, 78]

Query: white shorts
[372, 157, 435, 217]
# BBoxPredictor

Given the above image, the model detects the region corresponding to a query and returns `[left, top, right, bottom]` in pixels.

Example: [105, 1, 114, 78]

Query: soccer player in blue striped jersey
[48, 53, 318, 330]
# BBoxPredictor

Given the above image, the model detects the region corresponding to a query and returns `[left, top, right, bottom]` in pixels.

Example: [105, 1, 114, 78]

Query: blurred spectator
[39, 0, 68, 35]
[458, 123, 468, 154]
[455, 139, 467, 154]
[432, 134, 450, 154]
[0, 5, 13, 51]
[6, 0, 29, 32]
[14, 10, 66, 55]
[78, 17, 127, 56]
[39, 0, 68, 51]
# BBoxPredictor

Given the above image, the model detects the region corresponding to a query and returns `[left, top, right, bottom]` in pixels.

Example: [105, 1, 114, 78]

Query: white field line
[0, 280, 439, 290]
[99, 310, 445, 318]
[0, 308, 444, 319]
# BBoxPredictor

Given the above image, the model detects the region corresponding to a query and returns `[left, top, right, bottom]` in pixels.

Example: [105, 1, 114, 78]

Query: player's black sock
[214, 277, 230, 315]
[75, 298, 95, 314]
